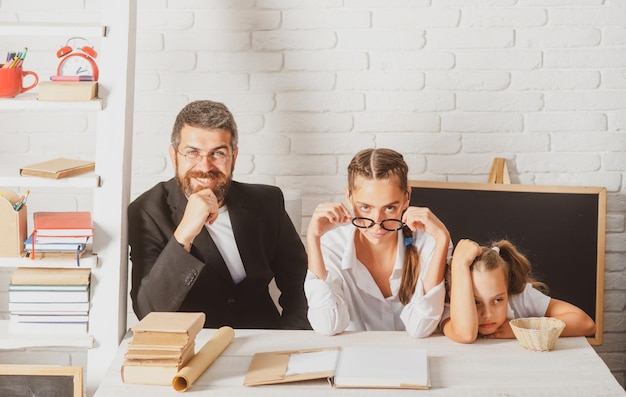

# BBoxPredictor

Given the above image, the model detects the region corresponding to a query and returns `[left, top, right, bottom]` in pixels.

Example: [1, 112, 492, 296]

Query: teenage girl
[305, 148, 452, 337]
[441, 239, 596, 343]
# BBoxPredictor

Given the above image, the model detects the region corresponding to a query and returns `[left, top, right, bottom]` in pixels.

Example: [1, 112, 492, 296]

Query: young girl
[305, 148, 452, 338]
[442, 239, 596, 343]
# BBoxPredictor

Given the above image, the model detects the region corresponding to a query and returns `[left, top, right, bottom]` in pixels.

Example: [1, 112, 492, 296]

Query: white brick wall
[1, 0, 625, 391]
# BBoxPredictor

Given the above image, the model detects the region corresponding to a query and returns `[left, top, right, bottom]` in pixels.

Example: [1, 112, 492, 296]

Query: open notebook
[244, 345, 429, 389]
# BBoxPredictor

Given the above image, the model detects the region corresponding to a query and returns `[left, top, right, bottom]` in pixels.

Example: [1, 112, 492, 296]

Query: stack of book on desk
[121, 312, 206, 385]
[8, 267, 91, 335]
[25, 211, 93, 265]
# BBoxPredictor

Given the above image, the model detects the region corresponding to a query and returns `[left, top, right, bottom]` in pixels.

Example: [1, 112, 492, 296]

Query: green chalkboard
[409, 180, 606, 345]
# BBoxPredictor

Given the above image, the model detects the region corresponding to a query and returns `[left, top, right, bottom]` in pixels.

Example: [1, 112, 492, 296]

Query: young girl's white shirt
[441, 282, 551, 323]
[304, 223, 452, 338]
[507, 283, 551, 318]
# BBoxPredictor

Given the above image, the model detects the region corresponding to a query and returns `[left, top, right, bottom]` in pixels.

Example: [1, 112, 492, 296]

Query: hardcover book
[10, 313, 89, 323]
[9, 301, 90, 313]
[9, 287, 90, 303]
[8, 319, 88, 335]
[131, 312, 206, 346]
[120, 361, 187, 386]
[33, 211, 93, 237]
[24, 234, 88, 252]
[37, 81, 98, 102]
[124, 342, 195, 366]
[125, 342, 195, 361]
[20, 158, 95, 179]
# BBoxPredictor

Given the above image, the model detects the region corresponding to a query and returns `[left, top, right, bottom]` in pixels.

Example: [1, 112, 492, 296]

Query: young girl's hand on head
[402, 206, 450, 243]
[307, 202, 352, 239]
[451, 239, 482, 269]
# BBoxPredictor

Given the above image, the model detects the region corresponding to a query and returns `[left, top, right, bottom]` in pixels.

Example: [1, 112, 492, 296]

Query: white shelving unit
[0, 3, 136, 396]
[0, 92, 102, 110]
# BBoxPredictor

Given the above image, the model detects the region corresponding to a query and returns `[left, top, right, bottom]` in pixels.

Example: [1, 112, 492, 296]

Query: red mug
[0, 67, 39, 98]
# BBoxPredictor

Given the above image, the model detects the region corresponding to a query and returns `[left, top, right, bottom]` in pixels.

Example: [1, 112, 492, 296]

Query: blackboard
[0, 365, 82, 397]
[409, 180, 606, 345]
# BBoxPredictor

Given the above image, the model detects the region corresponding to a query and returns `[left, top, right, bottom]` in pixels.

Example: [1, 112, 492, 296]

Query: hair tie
[404, 237, 414, 246]
[491, 246, 500, 254]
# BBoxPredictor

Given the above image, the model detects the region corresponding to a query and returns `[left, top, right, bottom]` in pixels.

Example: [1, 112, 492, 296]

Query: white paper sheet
[285, 349, 340, 376]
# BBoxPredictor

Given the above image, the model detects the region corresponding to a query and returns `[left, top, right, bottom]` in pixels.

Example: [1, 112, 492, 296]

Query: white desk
[94, 329, 625, 397]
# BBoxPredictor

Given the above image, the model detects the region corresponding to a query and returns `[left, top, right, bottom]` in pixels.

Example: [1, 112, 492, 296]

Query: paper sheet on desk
[286, 349, 339, 376]
[171, 326, 234, 392]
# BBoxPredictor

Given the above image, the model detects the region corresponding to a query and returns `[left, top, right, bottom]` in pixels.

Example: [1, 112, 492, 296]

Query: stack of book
[121, 312, 205, 385]
[8, 267, 91, 335]
[25, 211, 93, 265]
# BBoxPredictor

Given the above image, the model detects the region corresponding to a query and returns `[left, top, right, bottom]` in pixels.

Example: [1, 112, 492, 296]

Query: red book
[33, 211, 93, 237]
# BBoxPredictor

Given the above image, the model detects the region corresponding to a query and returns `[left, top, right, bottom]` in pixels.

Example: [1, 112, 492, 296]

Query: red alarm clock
[56, 37, 99, 81]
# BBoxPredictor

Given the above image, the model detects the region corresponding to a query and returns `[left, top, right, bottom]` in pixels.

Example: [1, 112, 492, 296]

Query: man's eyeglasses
[177, 148, 234, 165]
[351, 217, 405, 231]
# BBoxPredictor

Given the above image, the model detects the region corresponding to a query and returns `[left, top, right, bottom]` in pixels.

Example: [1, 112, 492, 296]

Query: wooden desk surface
[94, 329, 625, 397]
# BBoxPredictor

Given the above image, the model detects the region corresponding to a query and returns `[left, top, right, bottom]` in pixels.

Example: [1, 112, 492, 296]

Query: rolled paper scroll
[172, 326, 235, 392]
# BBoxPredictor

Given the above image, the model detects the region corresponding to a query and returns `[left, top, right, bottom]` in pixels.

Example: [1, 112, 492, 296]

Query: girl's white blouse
[305, 223, 452, 338]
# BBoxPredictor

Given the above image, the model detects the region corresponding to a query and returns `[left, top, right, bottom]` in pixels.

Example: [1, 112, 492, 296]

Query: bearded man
[128, 100, 310, 329]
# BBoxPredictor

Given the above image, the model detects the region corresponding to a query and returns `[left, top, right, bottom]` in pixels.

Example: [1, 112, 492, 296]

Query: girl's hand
[451, 239, 482, 269]
[307, 202, 352, 239]
[402, 206, 450, 242]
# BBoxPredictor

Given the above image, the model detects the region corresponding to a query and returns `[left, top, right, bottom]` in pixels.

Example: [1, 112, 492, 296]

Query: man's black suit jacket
[128, 178, 310, 329]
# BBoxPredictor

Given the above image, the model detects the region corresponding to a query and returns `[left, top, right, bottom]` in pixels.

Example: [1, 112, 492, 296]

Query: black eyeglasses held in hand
[351, 217, 405, 232]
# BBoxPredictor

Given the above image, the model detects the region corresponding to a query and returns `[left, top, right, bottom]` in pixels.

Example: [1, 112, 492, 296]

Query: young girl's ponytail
[492, 240, 548, 295]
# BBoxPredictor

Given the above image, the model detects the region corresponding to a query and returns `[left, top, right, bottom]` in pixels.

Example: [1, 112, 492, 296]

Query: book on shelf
[10, 310, 88, 317]
[25, 251, 91, 265]
[9, 284, 88, 292]
[11, 267, 91, 286]
[9, 286, 90, 303]
[24, 234, 89, 264]
[244, 346, 430, 390]
[32, 235, 92, 244]
[32, 211, 93, 237]
[9, 301, 90, 313]
[29, 211, 93, 261]
[10, 313, 89, 323]
[19, 157, 95, 179]
[130, 312, 205, 346]
[37, 81, 98, 102]
[24, 234, 88, 252]
[21, 253, 98, 268]
[8, 318, 88, 335]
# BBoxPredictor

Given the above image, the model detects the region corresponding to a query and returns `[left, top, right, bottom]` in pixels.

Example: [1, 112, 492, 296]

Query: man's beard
[176, 169, 231, 202]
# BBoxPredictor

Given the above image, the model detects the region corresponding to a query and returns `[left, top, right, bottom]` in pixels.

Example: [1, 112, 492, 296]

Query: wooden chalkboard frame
[0, 365, 82, 397]
[409, 180, 606, 345]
